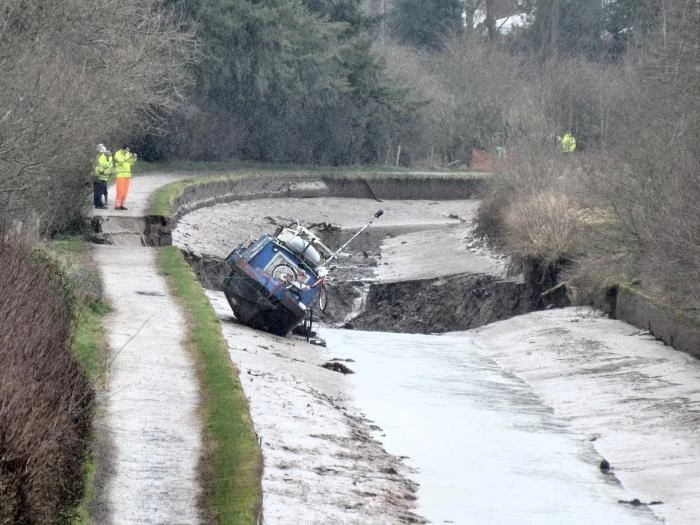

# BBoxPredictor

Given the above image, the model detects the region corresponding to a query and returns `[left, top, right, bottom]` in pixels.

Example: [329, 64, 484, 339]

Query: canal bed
[324, 328, 660, 525]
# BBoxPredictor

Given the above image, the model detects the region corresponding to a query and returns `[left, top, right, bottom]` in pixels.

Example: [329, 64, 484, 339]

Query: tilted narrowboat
[222, 211, 382, 336]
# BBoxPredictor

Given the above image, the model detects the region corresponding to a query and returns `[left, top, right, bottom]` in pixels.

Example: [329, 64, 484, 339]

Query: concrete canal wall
[137, 172, 700, 357]
[144, 174, 487, 245]
[612, 286, 700, 358]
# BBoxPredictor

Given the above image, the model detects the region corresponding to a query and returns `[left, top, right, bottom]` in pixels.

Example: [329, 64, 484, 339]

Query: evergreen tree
[303, 0, 365, 26]
[510, 0, 605, 60]
[165, 0, 411, 163]
[389, 0, 464, 50]
[603, 0, 664, 57]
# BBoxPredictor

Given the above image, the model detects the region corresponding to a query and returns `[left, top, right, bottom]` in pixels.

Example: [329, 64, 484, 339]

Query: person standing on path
[93, 144, 113, 208]
[113, 145, 137, 210]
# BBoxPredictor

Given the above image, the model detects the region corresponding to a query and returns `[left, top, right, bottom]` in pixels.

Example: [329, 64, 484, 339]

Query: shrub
[504, 191, 582, 266]
[569, 142, 700, 313]
[0, 239, 94, 524]
[474, 145, 577, 243]
[0, 0, 194, 235]
[473, 145, 587, 305]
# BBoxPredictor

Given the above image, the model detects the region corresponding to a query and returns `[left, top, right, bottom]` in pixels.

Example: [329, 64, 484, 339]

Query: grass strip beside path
[43, 236, 109, 525]
[70, 295, 111, 525]
[158, 246, 262, 524]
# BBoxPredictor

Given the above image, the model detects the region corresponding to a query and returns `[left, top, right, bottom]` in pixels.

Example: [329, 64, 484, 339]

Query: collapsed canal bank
[88, 171, 700, 524]
[154, 174, 542, 333]
[185, 254, 544, 333]
[130, 173, 697, 349]
[166, 185, 700, 525]
[175, 198, 532, 334]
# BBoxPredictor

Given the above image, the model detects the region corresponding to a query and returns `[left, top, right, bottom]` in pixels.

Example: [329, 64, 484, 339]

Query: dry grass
[504, 191, 582, 265]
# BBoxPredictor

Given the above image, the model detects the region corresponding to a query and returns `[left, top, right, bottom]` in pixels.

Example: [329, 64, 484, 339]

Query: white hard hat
[316, 267, 329, 277]
[97, 143, 107, 153]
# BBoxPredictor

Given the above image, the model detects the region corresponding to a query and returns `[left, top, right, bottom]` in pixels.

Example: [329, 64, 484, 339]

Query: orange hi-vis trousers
[115, 177, 131, 208]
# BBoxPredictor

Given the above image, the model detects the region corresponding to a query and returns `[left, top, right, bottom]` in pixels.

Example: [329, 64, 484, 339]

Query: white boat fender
[311, 266, 329, 288]
[289, 281, 310, 292]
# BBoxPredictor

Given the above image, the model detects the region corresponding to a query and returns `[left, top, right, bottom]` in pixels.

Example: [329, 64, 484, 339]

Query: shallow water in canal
[323, 328, 660, 525]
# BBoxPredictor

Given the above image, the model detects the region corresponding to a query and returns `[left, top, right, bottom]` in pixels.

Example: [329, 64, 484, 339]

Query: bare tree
[377, 35, 523, 166]
[0, 0, 195, 234]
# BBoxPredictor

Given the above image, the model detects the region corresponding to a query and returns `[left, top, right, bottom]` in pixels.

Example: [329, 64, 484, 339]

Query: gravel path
[94, 246, 202, 525]
[92, 173, 204, 525]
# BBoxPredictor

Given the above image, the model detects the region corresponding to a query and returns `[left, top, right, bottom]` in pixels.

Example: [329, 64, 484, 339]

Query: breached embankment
[152, 173, 539, 333]
[135, 173, 698, 351]
[172, 192, 539, 333]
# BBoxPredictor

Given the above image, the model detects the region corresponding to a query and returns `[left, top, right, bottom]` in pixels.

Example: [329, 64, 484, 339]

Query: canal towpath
[90, 172, 204, 524]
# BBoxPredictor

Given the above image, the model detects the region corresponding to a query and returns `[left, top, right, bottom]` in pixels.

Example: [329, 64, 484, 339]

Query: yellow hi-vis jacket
[558, 133, 576, 153]
[114, 148, 137, 178]
[94, 153, 113, 182]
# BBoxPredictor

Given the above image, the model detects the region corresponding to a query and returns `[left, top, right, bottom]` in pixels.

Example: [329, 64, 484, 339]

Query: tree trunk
[485, 0, 497, 40]
[550, 0, 560, 57]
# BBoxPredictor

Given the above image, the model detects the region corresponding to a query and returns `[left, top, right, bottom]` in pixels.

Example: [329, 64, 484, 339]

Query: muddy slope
[347, 274, 533, 333]
[183, 251, 543, 335]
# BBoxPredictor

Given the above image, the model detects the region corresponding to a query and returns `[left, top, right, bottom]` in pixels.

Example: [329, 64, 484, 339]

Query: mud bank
[348, 274, 531, 333]
[172, 193, 700, 525]
[139, 175, 485, 247]
[206, 291, 426, 524]
[182, 252, 535, 333]
[471, 308, 700, 525]
[155, 174, 699, 350]
[173, 195, 527, 332]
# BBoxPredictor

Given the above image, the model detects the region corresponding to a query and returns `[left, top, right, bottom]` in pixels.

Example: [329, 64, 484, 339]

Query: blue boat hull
[223, 251, 313, 336]
[221, 213, 379, 335]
